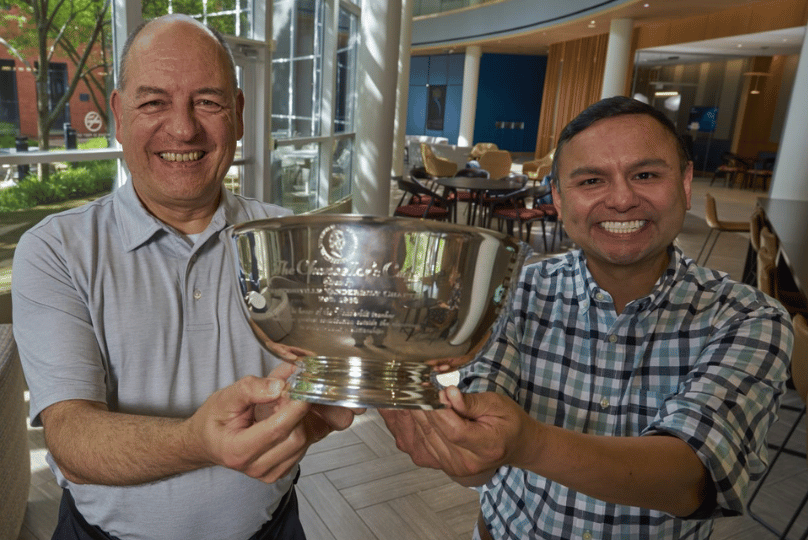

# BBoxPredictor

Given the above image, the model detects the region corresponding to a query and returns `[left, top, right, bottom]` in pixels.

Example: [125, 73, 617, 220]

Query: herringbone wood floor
[17, 178, 808, 540]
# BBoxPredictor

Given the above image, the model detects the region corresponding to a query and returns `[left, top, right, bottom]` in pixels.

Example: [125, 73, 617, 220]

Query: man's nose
[164, 104, 199, 140]
[607, 178, 640, 210]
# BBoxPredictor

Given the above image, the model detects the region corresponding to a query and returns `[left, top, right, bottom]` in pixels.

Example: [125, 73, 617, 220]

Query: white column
[458, 45, 482, 147]
[769, 22, 808, 202]
[354, 0, 402, 215]
[600, 18, 633, 99]
[392, 0, 414, 178]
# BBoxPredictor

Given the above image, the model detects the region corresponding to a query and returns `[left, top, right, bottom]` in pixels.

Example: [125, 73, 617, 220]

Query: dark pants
[52, 487, 306, 540]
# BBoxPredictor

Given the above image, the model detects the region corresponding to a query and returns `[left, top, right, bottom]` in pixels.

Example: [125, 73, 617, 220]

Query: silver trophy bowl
[226, 214, 526, 409]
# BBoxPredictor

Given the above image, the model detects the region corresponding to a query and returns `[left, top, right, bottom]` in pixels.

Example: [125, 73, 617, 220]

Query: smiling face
[110, 16, 244, 230]
[552, 113, 692, 282]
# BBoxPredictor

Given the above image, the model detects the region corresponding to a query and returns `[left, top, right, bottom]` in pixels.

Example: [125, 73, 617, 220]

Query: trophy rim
[228, 213, 521, 247]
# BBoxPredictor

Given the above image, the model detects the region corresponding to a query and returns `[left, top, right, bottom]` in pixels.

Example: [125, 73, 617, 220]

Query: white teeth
[600, 220, 646, 234]
[159, 151, 203, 162]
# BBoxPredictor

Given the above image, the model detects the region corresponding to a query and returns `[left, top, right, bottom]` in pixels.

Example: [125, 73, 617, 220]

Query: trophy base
[287, 356, 443, 410]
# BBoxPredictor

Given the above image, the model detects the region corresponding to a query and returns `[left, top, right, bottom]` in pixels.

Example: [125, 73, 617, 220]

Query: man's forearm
[42, 400, 207, 486]
[518, 422, 709, 517]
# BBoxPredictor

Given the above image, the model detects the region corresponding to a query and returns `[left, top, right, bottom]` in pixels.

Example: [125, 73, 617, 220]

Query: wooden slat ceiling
[411, 0, 798, 57]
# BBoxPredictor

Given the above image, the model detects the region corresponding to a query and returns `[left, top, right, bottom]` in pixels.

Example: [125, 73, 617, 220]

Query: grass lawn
[0, 194, 109, 292]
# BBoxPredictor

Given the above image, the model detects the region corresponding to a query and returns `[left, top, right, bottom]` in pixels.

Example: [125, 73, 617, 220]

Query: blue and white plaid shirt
[461, 246, 792, 540]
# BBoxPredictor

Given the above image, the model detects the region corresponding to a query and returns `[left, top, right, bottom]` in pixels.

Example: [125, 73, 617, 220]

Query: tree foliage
[0, 0, 111, 179]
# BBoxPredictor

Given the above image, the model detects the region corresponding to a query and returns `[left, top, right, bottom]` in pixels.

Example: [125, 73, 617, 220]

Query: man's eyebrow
[568, 158, 672, 177]
[134, 86, 169, 99]
[194, 87, 227, 97]
[132, 86, 227, 99]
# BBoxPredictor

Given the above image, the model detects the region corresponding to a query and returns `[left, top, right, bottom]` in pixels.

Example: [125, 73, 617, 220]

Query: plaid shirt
[461, 246, 792, 540]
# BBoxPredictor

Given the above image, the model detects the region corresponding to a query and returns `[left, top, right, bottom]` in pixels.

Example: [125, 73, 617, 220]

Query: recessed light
[644, 3, 650, 6]
[737, 44, 743, 48]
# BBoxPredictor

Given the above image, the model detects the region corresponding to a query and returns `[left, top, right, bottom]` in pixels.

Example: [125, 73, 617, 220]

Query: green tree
[0, 0, 110, 180]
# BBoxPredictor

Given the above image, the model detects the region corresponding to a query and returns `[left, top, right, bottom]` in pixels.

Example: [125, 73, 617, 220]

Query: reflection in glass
[330, 137, 352, 204]
[335, 8, 357, 134]
[272, 143, 320, 214]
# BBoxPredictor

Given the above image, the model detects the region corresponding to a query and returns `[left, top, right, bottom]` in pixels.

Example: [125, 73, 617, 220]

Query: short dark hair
[117, 15, 238, 93]
[551, 96, 690, 187]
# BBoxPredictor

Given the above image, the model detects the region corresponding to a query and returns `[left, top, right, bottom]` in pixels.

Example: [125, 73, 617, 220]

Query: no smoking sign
[84, 111, 103, 133]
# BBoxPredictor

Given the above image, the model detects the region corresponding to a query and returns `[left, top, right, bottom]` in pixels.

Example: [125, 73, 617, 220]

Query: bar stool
[746, 313, 808, 540]
[696, 193, 750, 266]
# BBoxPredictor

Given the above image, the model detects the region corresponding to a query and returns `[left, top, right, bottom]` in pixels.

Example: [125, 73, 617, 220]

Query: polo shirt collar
[114, 179, 246, 252]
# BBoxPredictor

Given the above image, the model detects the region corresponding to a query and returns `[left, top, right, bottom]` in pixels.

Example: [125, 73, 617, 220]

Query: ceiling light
[644, 3, 650, 6]
[654, 91, 679, 97]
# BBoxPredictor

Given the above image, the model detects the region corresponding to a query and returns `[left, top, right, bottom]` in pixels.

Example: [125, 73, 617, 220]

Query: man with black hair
[381, 96, 792, 540]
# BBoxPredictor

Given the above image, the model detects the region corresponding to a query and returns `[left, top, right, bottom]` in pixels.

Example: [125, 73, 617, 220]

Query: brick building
[0, 6, 110, 143]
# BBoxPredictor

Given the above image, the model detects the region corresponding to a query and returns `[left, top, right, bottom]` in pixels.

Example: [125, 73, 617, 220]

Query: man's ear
[110, 89, 124, 145]
[551, 182, 563, 222]
[235, 89, 245, 141]
[683, 161, 694, 211]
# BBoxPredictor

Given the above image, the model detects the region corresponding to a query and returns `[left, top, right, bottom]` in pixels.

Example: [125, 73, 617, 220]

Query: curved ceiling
[411, 0, 805, 60]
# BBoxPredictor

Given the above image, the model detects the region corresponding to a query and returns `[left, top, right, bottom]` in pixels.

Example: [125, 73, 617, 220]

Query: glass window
[272, 0, 323, 139]
[142, 0, 255, 38]
[334, 7, 357, 134]
[0, 60, 19, 133]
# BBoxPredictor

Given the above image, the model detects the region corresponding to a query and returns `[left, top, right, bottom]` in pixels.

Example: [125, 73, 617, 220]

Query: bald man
[12, 15, 361, 540]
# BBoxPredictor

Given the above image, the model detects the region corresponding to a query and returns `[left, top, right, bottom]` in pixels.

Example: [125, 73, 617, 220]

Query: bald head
[117, 14, 238, 94]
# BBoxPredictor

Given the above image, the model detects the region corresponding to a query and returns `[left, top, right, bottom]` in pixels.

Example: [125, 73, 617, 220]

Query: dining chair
[746, 313, 808, 540]
[453, 167, 490, 225]
[696, 193, 751, 266]
[742, 153, 776, 191]
[420, 143, 458, 178]
[393, 176, 453, 222]
[709, 152, 750, 188]
[743, 207, 767, 284]
[488, 185, 552, 248]
[756, 229, 808, 316]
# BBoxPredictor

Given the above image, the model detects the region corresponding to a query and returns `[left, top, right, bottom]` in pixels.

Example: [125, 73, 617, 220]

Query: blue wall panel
[407, 85, 428, 135]
[473, 54, 546, 153]
[447, 54, 465, 85]
[406, 52, 546, 149]
[428, 55, 449, 85]
[410, 56, 430, 86]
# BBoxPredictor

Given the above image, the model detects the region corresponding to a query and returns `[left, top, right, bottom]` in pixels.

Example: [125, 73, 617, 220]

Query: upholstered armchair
[0, 324, 30, 540]
[478, 149, 514, 180]
[420, 143, 458, 178]
[469, 142, 498, 160]
[522, 148, 555, 180]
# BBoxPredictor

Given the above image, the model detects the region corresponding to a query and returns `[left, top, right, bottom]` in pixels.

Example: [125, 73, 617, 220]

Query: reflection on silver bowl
[226, 214, 526, 409]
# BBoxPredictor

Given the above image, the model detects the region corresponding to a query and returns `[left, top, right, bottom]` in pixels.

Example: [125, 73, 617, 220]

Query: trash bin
[64, 123, 77, 150]
[15, 137, 29, 180]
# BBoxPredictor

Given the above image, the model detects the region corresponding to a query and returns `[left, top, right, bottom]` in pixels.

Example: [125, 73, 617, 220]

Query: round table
[434, 175, 527, 226]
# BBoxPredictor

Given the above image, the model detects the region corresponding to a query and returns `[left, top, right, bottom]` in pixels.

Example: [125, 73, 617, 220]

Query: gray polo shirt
[12, 179, 295, 540]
